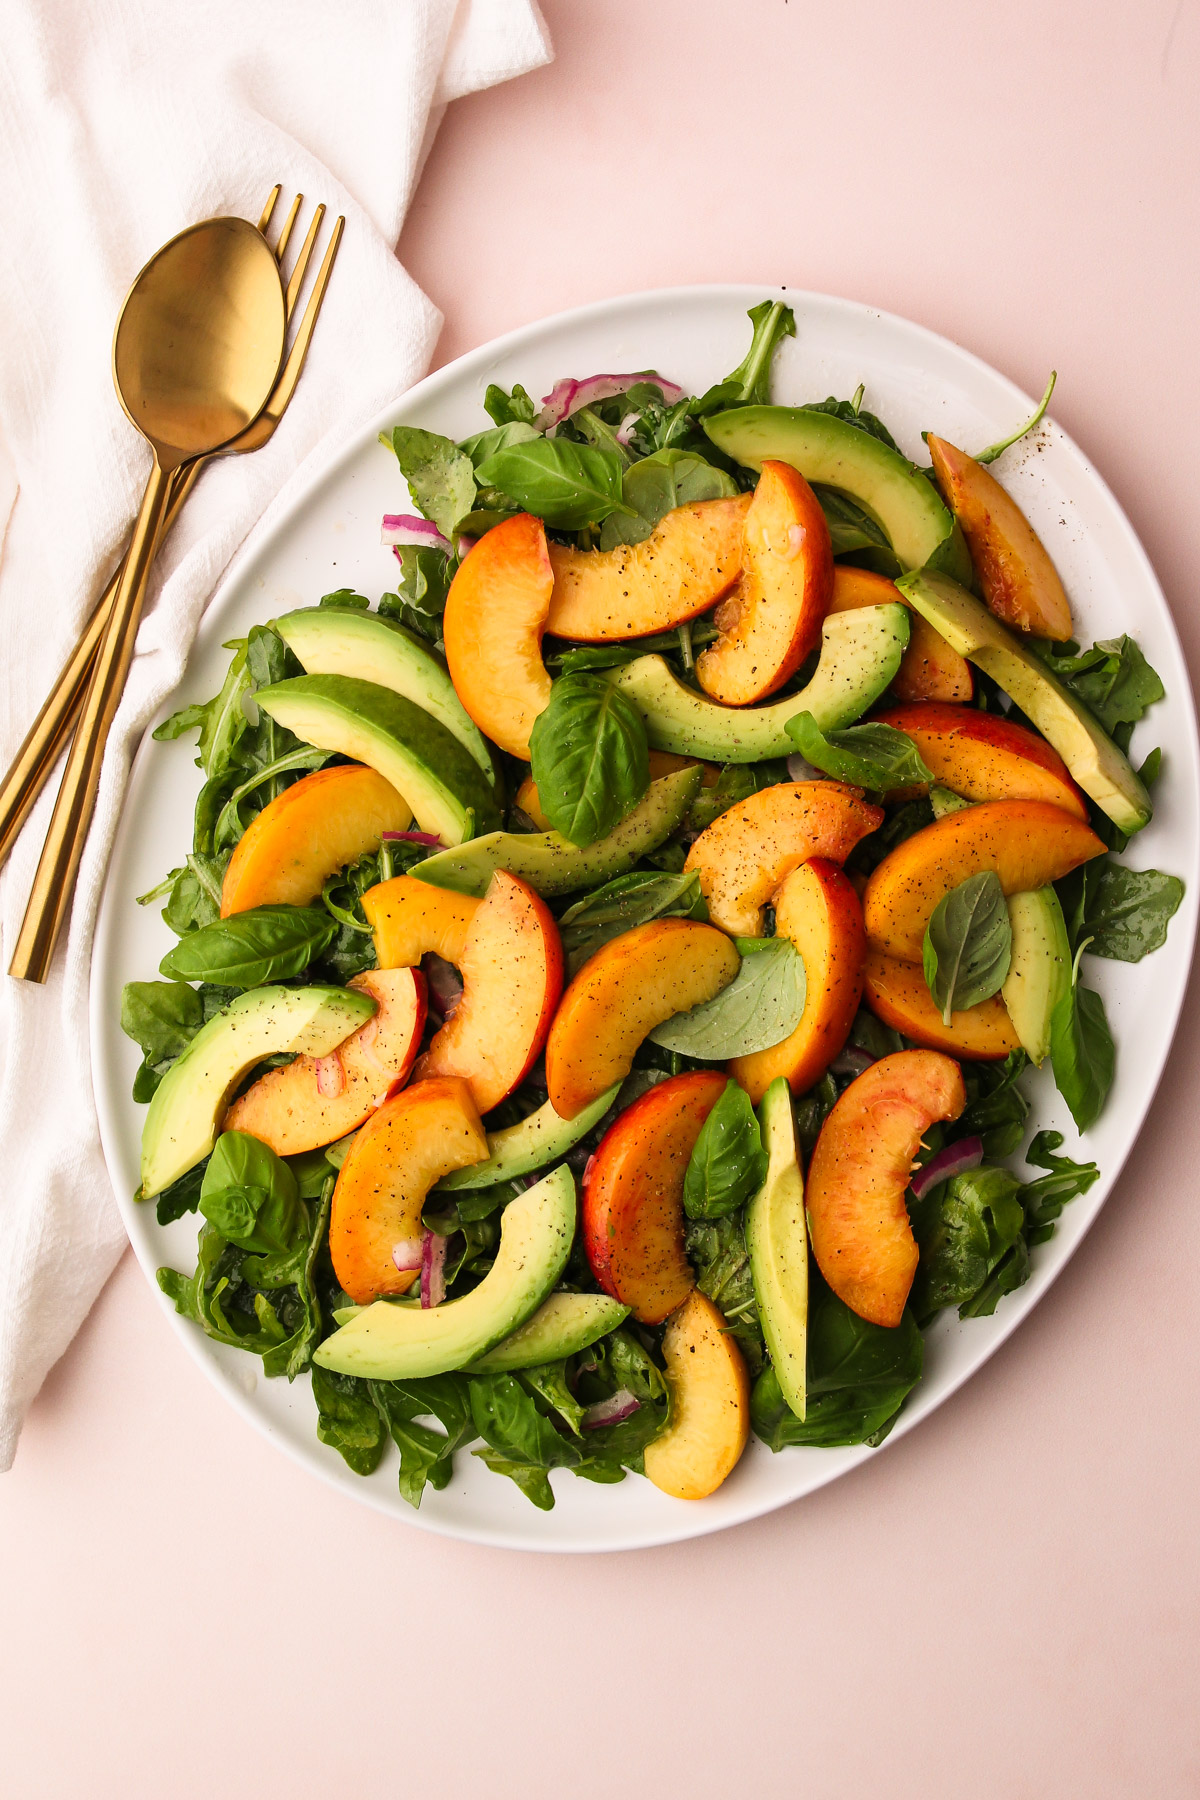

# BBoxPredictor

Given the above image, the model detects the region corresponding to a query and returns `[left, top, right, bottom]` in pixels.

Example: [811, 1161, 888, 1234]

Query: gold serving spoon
[10, 216, 288, 982]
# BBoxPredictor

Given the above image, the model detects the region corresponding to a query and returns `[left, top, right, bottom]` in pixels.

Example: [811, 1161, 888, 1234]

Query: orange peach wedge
[362, 873, 480, 968]
[807, 1050, 966, 1327]
[414, 870, 563, 1114]
[830, 565, 973, 704]
[730, 859, 866, 1103]
[685, 780, 882, 938]
[223, 967, 426, 1154]
[873, 701, 1088, 819]
[545, 493, 751, 640]
[545, 918, 740, 1120]
[696, 460, 832, 705]
[582, 1069, 726, 1324]
[443, 512, 553, 758]
[863, 948, 1019, 1060]
[330, 1076, 487, 1304]
[643, 1290, 750, 1501]
[220, 764, 412, 915]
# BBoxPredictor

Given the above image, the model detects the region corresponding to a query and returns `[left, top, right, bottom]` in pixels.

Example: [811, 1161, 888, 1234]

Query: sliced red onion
[422, 953, 463, 1022]
[455, 534, 478, 558]
[535, 372, 686, 432]
[421, 1229, 447, 1308]
[582, 1389, 641, 1430]
[582, 1154, 597, 1188]
[786, 753, 824, 782]
[382, 829, 444, 847]
[314, 1053, 345, 1099]
[909, 1136, 984, 1202]
[391, 1237, 423, 1273]
[615, 412, 640, 446]
[381, 513, 452, 553]
[830, 1045, 875, 1078]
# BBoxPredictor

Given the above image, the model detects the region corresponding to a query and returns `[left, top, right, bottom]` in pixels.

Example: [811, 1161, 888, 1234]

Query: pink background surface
[4, 3, 1200, 1793]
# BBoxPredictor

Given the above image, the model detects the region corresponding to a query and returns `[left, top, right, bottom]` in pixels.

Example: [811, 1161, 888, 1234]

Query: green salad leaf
[529, 673, 649, 846]
[958, 1050, 1030, 1158]
[1032, 634, 1165, 736]
[1050, 941, 1115, 1131]
[558, 869, 705, 975]
[801, 390, 902, 453]
[922, 871, 1012, 1025]
[787, 711, 933, 791]
[909, 1164, 1027, 1325]
[199, 1131, 304, 1257]
[812, 484, 897, 563]
[476, 437, 626, 531]
[158, 904, 335, 988]
[1058, 858, 1184, 962]
[684, 1213, 764, 1372]
[483, 382, 537, 426]
[311, 1366, 388, 1476]
[599, 448, 738, 550]
[693, 299, 796, 414]
[683, 1080, 768, 1220]
[649, 938, 805, 1060]
[469, 1372, 580, 1511]
[120, 979, 204, 1101]
[382, 425, 476, 538]
[369, 1373, 475, 1508]
[1021, 1131, 1100, 1244]
[751, 1275, 923, 1448]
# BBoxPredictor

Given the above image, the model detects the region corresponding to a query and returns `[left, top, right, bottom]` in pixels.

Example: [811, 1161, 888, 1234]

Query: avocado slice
[412, 765, 702, 898]
[745, 1077, 808, 1420]
[930, 785, 971, 819]
[897, 570, 1152, 834]
[1001, 887, 1071, 1066]
[140, 985, 375, 1198]
[255, 674, 502, 846]
[704, 405, 973, 585]
[314, 1164, 576, 1378]
[467, 1292, 630, 1372]
[610, 604, 909, 762]
[437, 1085, 620, 1190]
[273, 606, 496, 785]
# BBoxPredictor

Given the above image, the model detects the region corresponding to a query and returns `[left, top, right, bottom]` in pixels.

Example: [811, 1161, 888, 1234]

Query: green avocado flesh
[273, 606, 495, 784]
[255, 673, 502, 845]
[140, 985, 375, 1198]
[314, 1164, 576, 1379]
[745, 1078, 808, 1421]
[437, 1086, 620, 1190]
[897, 569, 1152, 834]
[412, 766, 702, 897]
[467, 1292, 630, 1373]
[610, 605, 909, 761]
[704, 404, 973, 585]
[1002, 887, 1071, 1066]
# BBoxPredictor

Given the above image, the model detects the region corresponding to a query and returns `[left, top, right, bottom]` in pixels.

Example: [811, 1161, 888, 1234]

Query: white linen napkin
[0, 0, 552, 1468]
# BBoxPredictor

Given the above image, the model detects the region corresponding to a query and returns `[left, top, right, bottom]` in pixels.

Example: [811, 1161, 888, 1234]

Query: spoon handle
[9, 460, 174, 982]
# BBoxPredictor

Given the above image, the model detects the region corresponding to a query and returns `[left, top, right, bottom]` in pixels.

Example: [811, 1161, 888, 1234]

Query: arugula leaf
[120, 979, 204, 1101]
[382, 425, 476, 538]
[650, 938, 805, 1060]
[318, 588, 370, 611]
[975, 371, 1057, 465]
[158, 904, 335, 988]
[922, 871, 1012, 1025]
[751, 1274, 922, 1448]
[369, 1373, 475, 1508]
[683, 1213, 764, 1372]
[801, 392, 902, 454]
[1031, 635, 1165, 735]
[1021, 1130, 1100, 1245]
[1057, 857, 1184, 962]
[529, 673, 649, 846]
[787, 711, 933, 791]
[310, 1366, 387, 1476]
[908, 1164, 1027, 1325]
[153, 639, 251, 777]
[476, 437, 626, 531]
[558, 870, 705, 975]
[695, 300, 796, 413]
[211, 746, 331, 852]
[598, 448, 738, 550]
[483, 382, 537, 426]
[958, 1050, 1030, 1158]
[1050, 942, 1114, 1131]
[469, 1372, 580, 1510]
[683, 1080, 768, 1220]
[199, 1131, 304, 1256]
[519, 1362, 587, 1437]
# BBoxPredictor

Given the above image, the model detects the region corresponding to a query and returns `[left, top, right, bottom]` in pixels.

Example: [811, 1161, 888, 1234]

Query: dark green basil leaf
[120, 979, 204, 1100]
[598, 448, 738, 550]
[1057, 857, 1184, 962]
[909, 1164, 1026, 1325]
[529, 673, 649, 846]
[519, 1362, 586, 1437]
[382, 425, 476, 538]
[469, 1372, 580, 1510]
[751, 1275, 922, 1449]
[310, 1366, 387, 1476]
[158, 904, 335, 987]
[458, 420, 540, 467]
[475, 437, 626, 530]
[200, 1131, 304, 1255]
[1050, 947, 1115, 1131]
[1020, 1130, 1100, 1244]
[649, 938, 805, 1059]
[318, 588, 370, 611]
[683, 1079, 768, 1220]
[559, 870, 705, 975]
[1031, 634, 1165, 735]
[483, 382, 537, 426]
[786, 710, 934, 791]
[922, 871, 1012, 1024]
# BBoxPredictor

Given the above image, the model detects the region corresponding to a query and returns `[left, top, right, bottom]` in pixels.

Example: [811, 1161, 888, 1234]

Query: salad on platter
[122, 300, 1185, 1512]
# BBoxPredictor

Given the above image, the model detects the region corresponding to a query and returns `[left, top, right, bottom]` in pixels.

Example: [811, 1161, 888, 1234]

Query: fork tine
[284, 202, 326, 318]
[257, 184, 283, 235]
[265, 214, 345, 419]
[274, 192, 303, 260]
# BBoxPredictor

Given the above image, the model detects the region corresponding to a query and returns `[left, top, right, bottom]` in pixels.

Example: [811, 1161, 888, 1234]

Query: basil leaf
[529, 673, 649, 847]
[120, 979, 204, 1100]
[683, 1213, 764, 1373]
[382, 425, 477, 538]
[683, 1080, 768, 1220]
[649, 937, 805, 1059]
[1020, 1130, 1100, 1245]
[908, 1164, 1027, 1325]
[786, 711, 934, 791]
[311, 1366, 387, 1476]
[1057, 857, 1184, 962]
[483, 382, 537, 426]
[1031, 634, 1165, 735]
[158, 904, 335, 988]
[475, 437, 626, 530]
[458, 420, 541, 467]
[318, 588, 370, 611]
[199, 1131, 304, 1255]
[1050, 945, 1115, 1131]
[922, 871, 1012, 1025]
[598, 448, 738, 550]
[469, 1372, 580, 1510]
[559, 870, 705, 975]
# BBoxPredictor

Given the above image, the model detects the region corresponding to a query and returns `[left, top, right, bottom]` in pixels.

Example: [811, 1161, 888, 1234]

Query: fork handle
[9, 458, 175, 982]
[0, 458, 203, 874]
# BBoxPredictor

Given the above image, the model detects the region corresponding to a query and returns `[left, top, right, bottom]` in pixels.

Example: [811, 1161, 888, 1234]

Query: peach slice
[545, 494, 752, 641]
[643, 1290, 750, 1500]
[545, 918, 740, 1120]
[695, 460, 832, 704]
[362, 874, 480, 969]
[863, 799, 1104, 963]
[223, 967, 426, 1154]
[220, 764, 412, 915]
[872, 701, 1088, 819]
[927, 435, 1073, 640]
[807, 1049, 966, 1327]
[730, 859, 866, 1103]
[414, 870, 563, 1114]
[330, 1076, 488, 1304]
[443, 513, 553, 758]
[864, 948, 1019, 1059]
[830, 565, 973, 703]
[516, 751, 717, 831]
[582, 1069, 726, 1324]
[684, 780, 882, 938]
